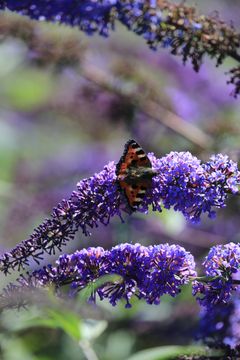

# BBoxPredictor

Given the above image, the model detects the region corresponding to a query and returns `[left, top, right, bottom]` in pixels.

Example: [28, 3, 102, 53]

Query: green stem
[79, 340, 99, 360]
[189, 275, 240, 285]
[189, 275, 220, 283]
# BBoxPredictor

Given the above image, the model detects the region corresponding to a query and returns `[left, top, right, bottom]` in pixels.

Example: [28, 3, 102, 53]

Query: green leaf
[78, 274, 123, 303]
[45, 308, 82, 341]
[23, 308, 82, 342]
[0, 335, 39, 360]
[126, 345, 222, 360]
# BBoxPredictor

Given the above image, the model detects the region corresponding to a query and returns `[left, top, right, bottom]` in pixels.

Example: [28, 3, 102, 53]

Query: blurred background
[0, 0, 239, 359]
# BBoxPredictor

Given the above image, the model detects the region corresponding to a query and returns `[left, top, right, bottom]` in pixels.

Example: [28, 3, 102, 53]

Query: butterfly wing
[116, 139, 151, 178]
[116, 140, 153, 210]
[118, 180, 150, 210]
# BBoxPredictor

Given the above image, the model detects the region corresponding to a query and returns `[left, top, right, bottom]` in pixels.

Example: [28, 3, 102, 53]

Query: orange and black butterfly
[116, 139, 158, 210]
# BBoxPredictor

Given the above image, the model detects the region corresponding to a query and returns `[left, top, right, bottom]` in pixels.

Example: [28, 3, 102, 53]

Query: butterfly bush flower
[192, 243, 240, 308]
[197, 294, 240, 352]
[0, 161, 120, 274]
[0, 149, 239, 275]
[143, 244, 196, 305]
[148, 152, 239, 221]
[0, 243, 196, 309]
[197, 303, 233, 346]
[35, 246, 109, 302]
[99, 243, 151, 307]
[4, 0, 118, 36]
[2, 0, 240, 94]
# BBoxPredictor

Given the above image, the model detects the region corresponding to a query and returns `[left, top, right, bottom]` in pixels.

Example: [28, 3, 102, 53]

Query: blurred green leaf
[105, 330, 135, 360]
[13, 307, 107, 343]
[0, 335, 39, 360]
[26, 308, 82, 341]
[3, 69, 54, 110]
[126, 345, 220, 360]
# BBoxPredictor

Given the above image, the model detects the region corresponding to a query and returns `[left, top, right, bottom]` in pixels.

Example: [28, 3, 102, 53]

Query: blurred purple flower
[224, 297, 240, 349]
[0, 242, 196, 309]
[3, 0, 240, 94]
[6, 0, 118, 36]
[0, 150, 238, 275]
[193, 243, 240, 308]
[198, 292, 240, 352]
[166, 87, 200, 122]
[157, 56, 237, 115]
[197, 302, 233, 346]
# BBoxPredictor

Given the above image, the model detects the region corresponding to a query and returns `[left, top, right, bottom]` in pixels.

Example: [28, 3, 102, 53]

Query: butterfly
[116, 139, 158, 210]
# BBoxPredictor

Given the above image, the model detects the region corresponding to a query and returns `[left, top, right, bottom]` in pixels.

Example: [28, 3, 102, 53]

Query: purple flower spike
[5, 0, 117, 36]
[0, 149, 238, 275]
[193, 243, 240, 308]
[144, 244, 196, 304]
[0, 243, 196, 309]
[3, 0, 240, 95]
[0, 161, 121, 274]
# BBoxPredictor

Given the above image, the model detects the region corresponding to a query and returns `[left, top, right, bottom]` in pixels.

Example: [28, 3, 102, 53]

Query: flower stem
[189, 275, 220, 282]
[79, 340, 99, 360]
[190, 276, 240, 285]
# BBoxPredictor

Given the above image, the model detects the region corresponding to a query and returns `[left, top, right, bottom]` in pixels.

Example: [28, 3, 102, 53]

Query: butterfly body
[118, 166, 157, 183]
[116, 140, 157, 210]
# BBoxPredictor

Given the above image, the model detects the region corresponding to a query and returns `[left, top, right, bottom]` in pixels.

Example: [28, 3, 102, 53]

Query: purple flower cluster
[144, 243, 196, 304]
[197, 303, 234, 346]
[1, 0, 162, 37]
[2, 0, 240, 96]
[0, 150, 238, 275]
[4, 0, 117, 36]
[198, 295, 240, 351]
[149, 152, 239, 221]
[0, 162, 120, 274]
[193, 243, 240, 308]
[0, 243, 196, 309]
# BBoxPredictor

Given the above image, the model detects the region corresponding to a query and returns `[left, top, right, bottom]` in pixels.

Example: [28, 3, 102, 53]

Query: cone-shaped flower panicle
[2, 0, 240, 95]
[0, 150, 238, 274]
[0, 243, 196, 309]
